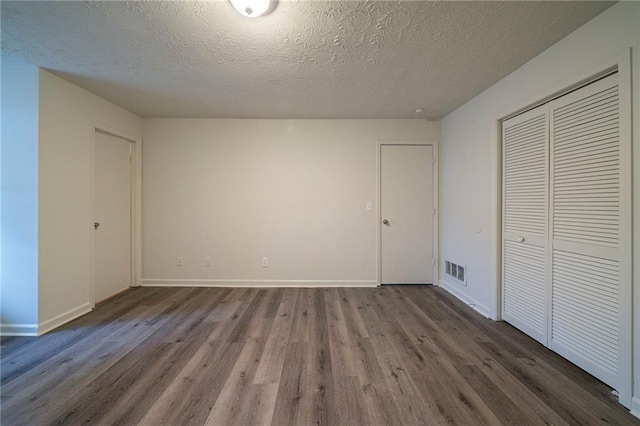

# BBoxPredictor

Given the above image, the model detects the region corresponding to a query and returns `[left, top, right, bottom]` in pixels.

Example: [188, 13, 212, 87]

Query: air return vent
[445, 260, 466, 285]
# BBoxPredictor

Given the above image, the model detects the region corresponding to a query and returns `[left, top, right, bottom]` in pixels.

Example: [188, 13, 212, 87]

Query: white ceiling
[1, 1, 614, 119]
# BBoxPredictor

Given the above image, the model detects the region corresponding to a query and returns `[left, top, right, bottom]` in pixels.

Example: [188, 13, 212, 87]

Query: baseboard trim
[0, 323, 39, 336]
[439, 279, 493, 319]
[631, 396, 640, 420]
[141, 279, 378, 288]
[37, 302, 93, 335]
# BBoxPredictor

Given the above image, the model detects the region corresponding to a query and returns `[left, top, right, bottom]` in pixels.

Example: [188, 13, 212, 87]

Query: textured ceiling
[1, 1, 614, 119]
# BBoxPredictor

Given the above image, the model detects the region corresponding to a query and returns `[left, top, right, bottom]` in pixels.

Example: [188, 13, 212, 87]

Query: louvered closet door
[549, 73, 622, 389]
[502, 105, 548, 345]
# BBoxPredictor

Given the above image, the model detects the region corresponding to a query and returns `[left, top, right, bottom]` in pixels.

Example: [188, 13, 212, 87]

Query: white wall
[142, 119, 439, 286]
[440, 1, 639, 412]
[0, 60, 40, 334]
[38, 70, 142, 332]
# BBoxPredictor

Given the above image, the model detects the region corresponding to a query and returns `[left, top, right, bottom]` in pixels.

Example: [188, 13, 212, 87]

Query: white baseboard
[141, 279, 378, 288]
[0, 323, 38, 336]
[37, 302, 93, 335]
[631, 396, 640, 420]
[439, 279, 494, 319]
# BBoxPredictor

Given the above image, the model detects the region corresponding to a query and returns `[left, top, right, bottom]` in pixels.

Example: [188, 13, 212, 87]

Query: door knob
[517, 236, 525, 243]
[94, 222, 100, 230]
[383, 219, 390, 226]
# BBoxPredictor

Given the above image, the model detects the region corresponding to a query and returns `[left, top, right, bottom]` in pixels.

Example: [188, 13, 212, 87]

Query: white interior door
[94, 131, 132, 302]
[502, 104, 549, 345]
[549, 73, 626, 394]
[380, 144, 434, 284]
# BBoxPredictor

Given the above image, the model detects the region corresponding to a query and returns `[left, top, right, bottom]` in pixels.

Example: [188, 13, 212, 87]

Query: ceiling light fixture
[414, 108, 425, 115]
[229, 0, 275, 18]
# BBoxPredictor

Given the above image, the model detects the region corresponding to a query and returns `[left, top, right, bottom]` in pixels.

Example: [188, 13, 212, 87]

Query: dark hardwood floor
[1, 286, 637, 425]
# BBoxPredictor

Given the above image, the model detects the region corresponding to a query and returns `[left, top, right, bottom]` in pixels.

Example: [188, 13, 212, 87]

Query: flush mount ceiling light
[229, 0, 275, 18]
[414, 108, 425, 115]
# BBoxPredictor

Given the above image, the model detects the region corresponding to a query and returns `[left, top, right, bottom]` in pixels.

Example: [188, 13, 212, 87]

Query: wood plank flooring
[1, 286, 637, 425]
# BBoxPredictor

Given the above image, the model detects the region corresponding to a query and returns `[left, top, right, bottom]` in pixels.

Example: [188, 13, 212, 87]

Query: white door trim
[88, 124, 142, 308]
[492, 49, 633, 408]
[377, 139, 439, 287]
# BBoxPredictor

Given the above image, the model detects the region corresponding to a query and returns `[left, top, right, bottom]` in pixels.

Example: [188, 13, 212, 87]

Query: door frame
[493, 49, 633, 408]
[377, 140, 439, 286]
[88, 124, 142, 307]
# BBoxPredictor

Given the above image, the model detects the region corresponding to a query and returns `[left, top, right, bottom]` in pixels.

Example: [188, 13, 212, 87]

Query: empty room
[1, 1, 639, 424]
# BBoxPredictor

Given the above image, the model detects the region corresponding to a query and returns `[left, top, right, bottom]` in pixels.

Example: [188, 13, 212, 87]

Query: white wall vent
[445, 260, 467, 285]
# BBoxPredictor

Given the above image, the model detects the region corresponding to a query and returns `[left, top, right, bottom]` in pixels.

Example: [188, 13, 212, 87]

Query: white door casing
[93, 131, 132, 302]
[380, 144, 434, 284]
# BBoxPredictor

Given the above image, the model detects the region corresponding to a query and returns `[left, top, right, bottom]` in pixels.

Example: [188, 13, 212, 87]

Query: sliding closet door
[502, 105, 549, 345]
[549, 73, 627, 391]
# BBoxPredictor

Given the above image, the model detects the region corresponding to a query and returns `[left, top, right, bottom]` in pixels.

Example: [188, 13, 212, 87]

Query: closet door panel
[551, 250, 619, 385]
[503, 240, 546, 342]
[502, 105, 548, 345]
[550, 73, 621, 388]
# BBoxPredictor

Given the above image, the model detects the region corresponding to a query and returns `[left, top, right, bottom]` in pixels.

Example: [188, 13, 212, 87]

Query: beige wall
[38, 70, 142, 332]
[142, 119, 439, 286]
[440, 2, 639, 411]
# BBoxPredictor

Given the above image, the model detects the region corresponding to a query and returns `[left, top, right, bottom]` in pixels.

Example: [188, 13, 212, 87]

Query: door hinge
[432, 258, 435, 266]
[433, 207, 436, 215]
[432, 155, 436, 164]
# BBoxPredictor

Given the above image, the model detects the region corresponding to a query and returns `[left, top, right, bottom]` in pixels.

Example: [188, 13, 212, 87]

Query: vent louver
[445, 260, 466, 285]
